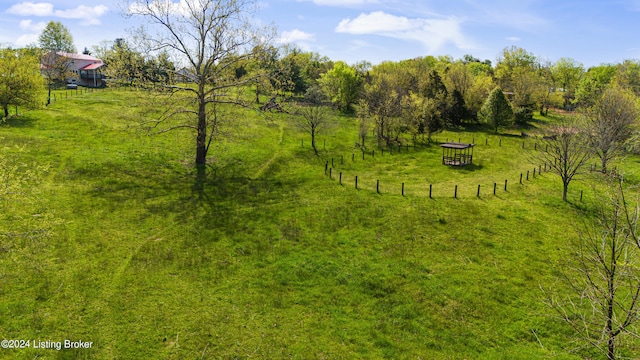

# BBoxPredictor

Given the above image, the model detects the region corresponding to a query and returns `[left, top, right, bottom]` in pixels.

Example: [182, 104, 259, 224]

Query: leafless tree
[584, 87, 638, 174]
[544, 178, 640, 360]
[40, 51, 73, 105]
[535, 123, 593, 201]
[292, 85, 330, 155]
[125, 0, 274, 170]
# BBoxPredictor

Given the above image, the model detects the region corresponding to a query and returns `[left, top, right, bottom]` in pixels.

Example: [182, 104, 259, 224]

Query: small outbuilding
[440, 142, 475, 166]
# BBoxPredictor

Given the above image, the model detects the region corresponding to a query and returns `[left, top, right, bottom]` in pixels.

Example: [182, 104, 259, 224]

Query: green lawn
[1, 88, 637, 359]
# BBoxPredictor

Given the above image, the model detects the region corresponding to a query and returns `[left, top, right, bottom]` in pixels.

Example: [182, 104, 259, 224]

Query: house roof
[440, 142, 475, 149]
[81, 63, 104, 70]
[57, 51, 102, 62]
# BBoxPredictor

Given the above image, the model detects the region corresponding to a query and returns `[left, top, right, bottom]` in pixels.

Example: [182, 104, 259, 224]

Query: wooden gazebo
[440, 142, 475, 166]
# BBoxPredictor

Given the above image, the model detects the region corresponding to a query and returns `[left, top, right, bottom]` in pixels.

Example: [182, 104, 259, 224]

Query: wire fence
[312, 136, 589, 202]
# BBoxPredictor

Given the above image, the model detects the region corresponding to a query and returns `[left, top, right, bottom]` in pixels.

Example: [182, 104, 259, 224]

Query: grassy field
[1, 88, 639, 359]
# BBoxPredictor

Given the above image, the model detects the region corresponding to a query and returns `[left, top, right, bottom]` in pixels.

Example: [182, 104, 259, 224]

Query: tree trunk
[608, 336, 615, 360]
[3, 105, 8, 118]
[607, 236, 617, 360]
[602, 152, 608, 174]
[311, 128, 317, 155]
[47, 83, 52, 106]
[562, 181, 569, 202]
[255, 83, 260, 104]
[195, 96, 207, 166]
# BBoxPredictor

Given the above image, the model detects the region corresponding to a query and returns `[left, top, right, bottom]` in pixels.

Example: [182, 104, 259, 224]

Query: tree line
[2, 9, 640, 177]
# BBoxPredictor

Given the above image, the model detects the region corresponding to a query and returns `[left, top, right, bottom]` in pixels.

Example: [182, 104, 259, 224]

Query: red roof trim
[81, 63, 104, 70]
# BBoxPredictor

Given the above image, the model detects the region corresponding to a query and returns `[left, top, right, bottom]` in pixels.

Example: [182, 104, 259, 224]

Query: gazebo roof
[440, 142, 475, 149]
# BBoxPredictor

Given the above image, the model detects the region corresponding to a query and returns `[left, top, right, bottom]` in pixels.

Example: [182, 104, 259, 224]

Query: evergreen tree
[449, 89, 466, 127]
[479, 88, 514, 133]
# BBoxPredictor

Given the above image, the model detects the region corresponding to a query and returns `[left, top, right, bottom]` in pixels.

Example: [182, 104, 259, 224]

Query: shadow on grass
[448, 163, 484, 172]
[1, 114, 37, 128]
[72, 159, 299, 242]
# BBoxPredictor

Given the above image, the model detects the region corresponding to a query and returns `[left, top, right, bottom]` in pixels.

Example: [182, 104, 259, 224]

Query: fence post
[520, 173, 523, 184]
[477, 184, 481, 197]
[352, 153, 355, 162]
[499, 138, 502, 146]
[355, 176, 358, 190]
[372, 150, 375, 158]
[376, 180, 380, 194]
[339, 172, 342, 185]
[493, 183, 497, 195]
[325, 161, 328, 174]
[533, 168, 536, 177]
[329, 168, 332, 179]
[580, 190, 583, 202]
[331, 158, 334, 167]
[526, 170, 529, 181]
[429, 184, 432, 199]
[454, 185, 458, 199]
[522, 141, 525, 149]
[505, 179, 508, 191]
[402, 182, 405, 197]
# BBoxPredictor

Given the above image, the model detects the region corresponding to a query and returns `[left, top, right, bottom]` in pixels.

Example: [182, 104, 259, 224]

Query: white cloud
[18, 19, 46, 31]
[506, 36, 521, 42]
[7, 2, 53, 16]
[278, 29, 315, 43]
[55, 5, 109, 25]
[15, 33, 39, 46]
[336, 11, 474, 52]
[128, 0, 191, 17]
[337, 11, 419, 33]
[6, 2, 108, 26]
[19, 19, 33, 30]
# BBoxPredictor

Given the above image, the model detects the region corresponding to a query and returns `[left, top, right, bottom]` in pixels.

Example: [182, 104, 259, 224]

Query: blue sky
[1, 0, 640, 68]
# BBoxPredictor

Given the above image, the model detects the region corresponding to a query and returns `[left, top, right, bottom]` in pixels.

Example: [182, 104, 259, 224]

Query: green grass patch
[0, 88, 637, 358]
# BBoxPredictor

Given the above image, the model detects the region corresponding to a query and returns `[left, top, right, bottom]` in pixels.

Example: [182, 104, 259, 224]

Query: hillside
[1, 89, 639, 359]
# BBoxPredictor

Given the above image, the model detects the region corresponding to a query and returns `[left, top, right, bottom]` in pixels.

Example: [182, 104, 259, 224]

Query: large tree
[575, 64, 617, 107]
[292, 85, 329, 155]
[39, 21, 76, 104]
[0, 47, 42, 118]
[101, 39, 145, 86]
[535, 124, 593, 201]
[545, 179, 640, 360]
[495, 46, 541, 124]
[319, 61, 362, 112]
[551, 57, 584, 110]
[358, 72, 402, 146]
[584, 87, 638, 174]
[478, 88, 513, 133]
[38, 21, 76, 53]
[126, 0, 273, 168]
